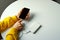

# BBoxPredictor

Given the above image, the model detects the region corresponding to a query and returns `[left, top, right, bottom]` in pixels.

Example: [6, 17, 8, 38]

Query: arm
[6, 28, 19, 40]
[0, 8, 30, 33]
[0, 16, 19, 33]
[6, 20, 23, 40]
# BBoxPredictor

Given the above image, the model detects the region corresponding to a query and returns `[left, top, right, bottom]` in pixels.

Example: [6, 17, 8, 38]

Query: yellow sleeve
[0, 16, 19, 33]
[6, 28, 19, 40]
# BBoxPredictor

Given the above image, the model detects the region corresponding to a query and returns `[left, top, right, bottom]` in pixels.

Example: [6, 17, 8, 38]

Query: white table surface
[1, 0, 60, 40]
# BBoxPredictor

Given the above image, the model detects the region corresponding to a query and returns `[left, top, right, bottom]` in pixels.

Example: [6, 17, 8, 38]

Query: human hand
[13, 20, 23, 31]
[16, 8, 30, 20]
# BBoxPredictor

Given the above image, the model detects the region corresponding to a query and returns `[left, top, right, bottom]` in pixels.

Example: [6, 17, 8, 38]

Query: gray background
[0, 0, 16, 16]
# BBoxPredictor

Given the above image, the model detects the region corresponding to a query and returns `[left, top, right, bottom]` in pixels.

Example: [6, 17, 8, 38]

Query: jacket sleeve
[0, 16, 19, 33]
[6, 28, 19, 40]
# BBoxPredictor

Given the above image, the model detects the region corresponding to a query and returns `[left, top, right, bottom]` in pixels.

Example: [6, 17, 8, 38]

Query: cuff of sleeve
[11, 16, 19, 23]
[6, 28, 19, 40]
[7, 28, 19, 35]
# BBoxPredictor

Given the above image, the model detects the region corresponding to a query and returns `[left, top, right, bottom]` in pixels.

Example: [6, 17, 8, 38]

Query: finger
[18, 19, 22, 23]
[25, 13, 30, 20]
[18, 8, 24, 15]
[17, 20, 22, 26]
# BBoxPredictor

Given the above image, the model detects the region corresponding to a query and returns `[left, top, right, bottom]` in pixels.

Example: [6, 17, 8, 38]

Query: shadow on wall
[0, 0, 17, 17]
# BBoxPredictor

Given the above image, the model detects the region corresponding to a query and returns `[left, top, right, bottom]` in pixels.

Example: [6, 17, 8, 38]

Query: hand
[13, 20, 23, 31]
[16, 8, 30, 20]
[25, 13, 30, 20]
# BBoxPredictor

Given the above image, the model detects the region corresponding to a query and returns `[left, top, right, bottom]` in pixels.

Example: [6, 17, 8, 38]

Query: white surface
[28, 21, 40, 33]
[1, 0, 60, 40]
